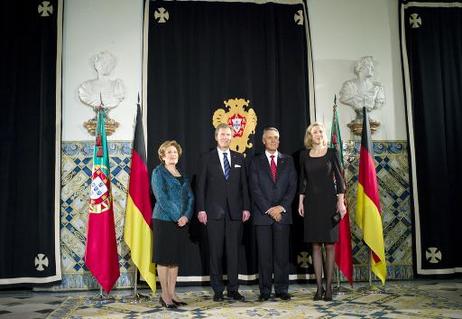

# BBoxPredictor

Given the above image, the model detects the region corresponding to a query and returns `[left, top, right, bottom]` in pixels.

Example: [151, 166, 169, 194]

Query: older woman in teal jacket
[152, 140, 194, 309]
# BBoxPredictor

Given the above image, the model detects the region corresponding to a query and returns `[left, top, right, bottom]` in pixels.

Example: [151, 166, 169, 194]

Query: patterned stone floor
[0, 280, 461, 318]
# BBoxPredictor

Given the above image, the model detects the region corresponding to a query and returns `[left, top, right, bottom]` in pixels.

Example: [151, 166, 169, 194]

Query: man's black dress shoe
[159, 296, 177, 308]
[213, 292, 224, 302]
[275, 292, 291, 300]
[228, 291, 245, 301]
[258, 293, 270, 301]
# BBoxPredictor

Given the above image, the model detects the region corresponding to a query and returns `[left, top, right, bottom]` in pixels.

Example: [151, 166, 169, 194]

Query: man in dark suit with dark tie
[249, 127, 297, 301]
[196, 123, 251, 302]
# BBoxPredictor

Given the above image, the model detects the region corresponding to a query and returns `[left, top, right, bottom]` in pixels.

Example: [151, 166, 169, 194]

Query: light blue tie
[223, 152, 230, 180]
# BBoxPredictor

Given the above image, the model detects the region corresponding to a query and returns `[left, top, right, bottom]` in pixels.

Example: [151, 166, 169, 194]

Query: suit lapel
[212, 149, 225, 179]
[277, 154, 286, 178]
[264, 153, 286, 183]
[261, 154, 274, 183]
[230, 152, 239, 179]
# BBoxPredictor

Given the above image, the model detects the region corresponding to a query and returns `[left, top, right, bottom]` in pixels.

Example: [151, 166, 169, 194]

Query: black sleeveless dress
[298, 148, 345, 243]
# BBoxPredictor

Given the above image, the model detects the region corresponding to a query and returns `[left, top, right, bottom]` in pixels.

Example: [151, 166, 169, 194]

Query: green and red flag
[330, 102, 353, 285]
[355, 107, 386, 284]
[123, 103, 156, 292]
[85, 110, 120, 293]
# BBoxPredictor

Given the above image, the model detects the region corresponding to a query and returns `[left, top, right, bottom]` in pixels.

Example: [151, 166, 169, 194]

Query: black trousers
[207, 214, 242, 294]
[255, 223, 290, 295]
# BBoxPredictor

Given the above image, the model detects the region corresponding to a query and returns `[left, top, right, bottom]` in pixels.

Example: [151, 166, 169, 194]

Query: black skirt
[152, 219, 189, 265]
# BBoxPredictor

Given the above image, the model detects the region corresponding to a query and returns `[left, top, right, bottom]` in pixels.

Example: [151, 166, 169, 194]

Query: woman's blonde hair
[304, 122, 328, 148]
[158, 140, 182, 163]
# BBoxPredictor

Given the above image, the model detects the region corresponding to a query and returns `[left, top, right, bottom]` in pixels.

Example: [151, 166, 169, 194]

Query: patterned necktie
[270, 155, 277, 182]
[223, 152, 230, 180]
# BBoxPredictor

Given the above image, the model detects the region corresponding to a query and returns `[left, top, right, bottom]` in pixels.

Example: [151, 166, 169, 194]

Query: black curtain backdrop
[401, 0, 462, 274]
[146, 0, 310, 280]
[0, 0, 60, 284]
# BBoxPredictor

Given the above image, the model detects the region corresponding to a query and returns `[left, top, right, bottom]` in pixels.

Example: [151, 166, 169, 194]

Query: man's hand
[267, 206, 284, 222]
[242, 210, 251, 222]
[198, 211, 208, 225]
[269, 210, 282, 222]
[177, 216, 189, 227]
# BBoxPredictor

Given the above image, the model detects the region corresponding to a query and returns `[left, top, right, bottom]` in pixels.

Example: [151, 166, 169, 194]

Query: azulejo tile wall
[343, 141, 413, 281]
[57, 140, 412, 290]
[59, 141, 134, 290]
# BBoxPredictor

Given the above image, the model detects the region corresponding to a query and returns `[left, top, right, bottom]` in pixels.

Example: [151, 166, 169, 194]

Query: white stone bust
[339, 56, 384, 121]
[78, 51, 125, 111]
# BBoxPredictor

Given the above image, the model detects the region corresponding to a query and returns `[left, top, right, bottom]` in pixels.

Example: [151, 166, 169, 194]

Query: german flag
[123, 103, 156, 292]
[355, 107, 386, 284]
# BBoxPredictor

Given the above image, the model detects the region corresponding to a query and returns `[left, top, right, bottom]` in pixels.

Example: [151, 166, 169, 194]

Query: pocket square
[234, 164, 241, 168]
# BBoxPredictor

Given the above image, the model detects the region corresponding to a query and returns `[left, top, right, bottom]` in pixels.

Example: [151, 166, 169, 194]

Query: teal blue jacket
[151, 165, 194, 222]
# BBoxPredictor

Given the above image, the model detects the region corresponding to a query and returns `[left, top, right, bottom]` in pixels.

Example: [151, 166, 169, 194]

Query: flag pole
[134, 268, 138, 296]
[366, 250, 384, 291]
[335, 266, 351, 294]
[368, 250, 372, 287]
[122, 95, 153, 303]
[87, 107, 118, 303]
[361, 250, 382, 292]
[333, 97, 346, 294]
[89, 279, 114, 302]
[123, 268, 150, 303]
[358, 109, 384, 293]
[368, 250, 372, 288]
[331, 95, 352, 295]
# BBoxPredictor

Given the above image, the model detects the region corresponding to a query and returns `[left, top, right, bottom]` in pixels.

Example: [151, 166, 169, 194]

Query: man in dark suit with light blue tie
[249, 127, 297, 301]
[196, 123, 251, 302]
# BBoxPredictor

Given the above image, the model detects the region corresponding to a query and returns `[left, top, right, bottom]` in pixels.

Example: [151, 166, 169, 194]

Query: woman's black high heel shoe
[313, 287, 324, 301]
[172, 299, 187, 306]
[159, 296, 177, 308]
[323, 288, 333, 301]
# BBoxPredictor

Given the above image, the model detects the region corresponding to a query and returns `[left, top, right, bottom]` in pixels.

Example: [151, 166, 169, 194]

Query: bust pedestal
[347, 118, 380, 136]
[83, 116, 120, 136]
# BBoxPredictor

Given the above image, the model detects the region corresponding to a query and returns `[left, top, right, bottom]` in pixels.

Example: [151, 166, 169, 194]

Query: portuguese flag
[330, 102, 353, 285]
[355, 107, 386, 284]
[85, 110, 120, 293]
[123, 104, 156, 292]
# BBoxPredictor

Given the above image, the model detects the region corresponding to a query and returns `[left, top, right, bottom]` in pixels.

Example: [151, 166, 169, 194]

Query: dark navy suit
[196, 149, 250, 294]
[249, 152, 297, 295]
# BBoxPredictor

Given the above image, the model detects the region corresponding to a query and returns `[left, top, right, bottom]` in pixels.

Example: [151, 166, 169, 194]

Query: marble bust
[78, 51, 125, 111]
[339, 56, 384, 133]
[79, 51, 124, 135]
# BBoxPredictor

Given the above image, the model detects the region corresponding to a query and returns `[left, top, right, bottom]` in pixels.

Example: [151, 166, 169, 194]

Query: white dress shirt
[265, 150, 279, 166]
[264, 150, 286, 213]
[217, 147, 231, 175]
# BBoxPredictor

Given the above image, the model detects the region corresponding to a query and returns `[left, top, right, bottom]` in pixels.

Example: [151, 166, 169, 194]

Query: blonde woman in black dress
[298, 122, 346, 301]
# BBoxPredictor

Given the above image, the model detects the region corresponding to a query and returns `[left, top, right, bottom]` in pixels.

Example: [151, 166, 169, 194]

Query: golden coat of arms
[213, 98, 257, 154]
